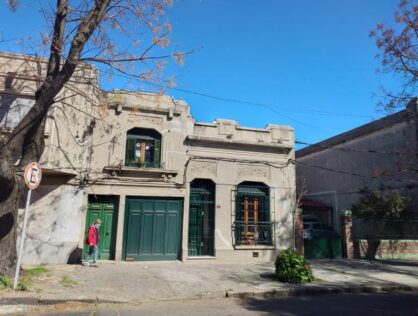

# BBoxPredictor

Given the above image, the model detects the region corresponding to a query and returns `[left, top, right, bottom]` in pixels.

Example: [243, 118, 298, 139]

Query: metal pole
[13, 189, 32, 290]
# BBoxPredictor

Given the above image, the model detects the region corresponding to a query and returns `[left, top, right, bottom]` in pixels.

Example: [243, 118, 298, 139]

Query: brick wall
[341, 210, 354, 259]
[354, 240, 418, 260]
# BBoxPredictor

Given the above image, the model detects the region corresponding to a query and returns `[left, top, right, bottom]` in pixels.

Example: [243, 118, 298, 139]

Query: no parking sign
[24, 162, 42, 190]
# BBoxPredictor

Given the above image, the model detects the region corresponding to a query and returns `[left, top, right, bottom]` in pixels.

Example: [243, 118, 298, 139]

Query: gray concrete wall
[297, 102, 418, 228]
[18, 181, 85, 264]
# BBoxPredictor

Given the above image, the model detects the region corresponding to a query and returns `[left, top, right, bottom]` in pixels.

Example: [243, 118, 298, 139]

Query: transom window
[234, 182, 272, 246]
[125, 128, 161, 168]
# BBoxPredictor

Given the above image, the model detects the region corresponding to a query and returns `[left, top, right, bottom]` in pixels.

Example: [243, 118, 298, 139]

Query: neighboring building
[0, 52, 296, 264]
[296, 101, 418, 230]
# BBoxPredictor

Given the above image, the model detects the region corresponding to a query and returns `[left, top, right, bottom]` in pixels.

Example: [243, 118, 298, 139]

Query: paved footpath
[1, 259, 417, 305]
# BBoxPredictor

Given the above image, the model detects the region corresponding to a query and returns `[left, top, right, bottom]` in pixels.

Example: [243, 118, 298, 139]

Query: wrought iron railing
[353, 217, 418, 240]
[233, 221, 272, 246]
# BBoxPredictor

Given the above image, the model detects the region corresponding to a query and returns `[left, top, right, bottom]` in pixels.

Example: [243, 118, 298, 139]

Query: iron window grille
[125, 128, 161, 168]
[233, 183, 272, 246]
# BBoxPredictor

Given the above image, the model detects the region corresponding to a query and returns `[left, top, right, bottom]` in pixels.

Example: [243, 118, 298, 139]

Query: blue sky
[0, 0, 402, 148]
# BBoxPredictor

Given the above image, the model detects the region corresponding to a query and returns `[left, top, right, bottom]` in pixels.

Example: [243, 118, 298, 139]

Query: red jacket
[85, 225, 99, 246]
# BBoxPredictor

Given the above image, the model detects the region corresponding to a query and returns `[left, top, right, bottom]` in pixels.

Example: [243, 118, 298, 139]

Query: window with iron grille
[234, 182, 272, 246]
[125, 128, 161, 168]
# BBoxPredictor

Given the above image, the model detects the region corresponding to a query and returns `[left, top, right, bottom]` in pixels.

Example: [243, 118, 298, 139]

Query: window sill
[234, 245, 276, 250]
[103, 165, 178, 176]
[187, 256, 217, 260]
[41, 165, 78, 177]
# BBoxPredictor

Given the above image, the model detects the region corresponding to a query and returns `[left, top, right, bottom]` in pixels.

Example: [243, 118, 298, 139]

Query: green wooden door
[84, 195, 118, 260]
[124, 197, 183, 261]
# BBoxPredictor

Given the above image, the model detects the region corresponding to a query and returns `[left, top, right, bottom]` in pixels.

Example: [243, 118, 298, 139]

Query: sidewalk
[1, 259, 417, 305]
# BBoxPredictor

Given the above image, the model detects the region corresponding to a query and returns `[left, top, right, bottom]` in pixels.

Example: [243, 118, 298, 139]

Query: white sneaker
[82, 262, 90, 267]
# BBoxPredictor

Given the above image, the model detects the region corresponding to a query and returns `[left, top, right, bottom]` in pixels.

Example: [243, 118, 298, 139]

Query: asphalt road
[10, 292, 418, 316]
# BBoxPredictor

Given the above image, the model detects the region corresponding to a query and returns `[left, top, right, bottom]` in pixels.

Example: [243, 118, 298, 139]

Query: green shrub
[274, 248, 314, 284]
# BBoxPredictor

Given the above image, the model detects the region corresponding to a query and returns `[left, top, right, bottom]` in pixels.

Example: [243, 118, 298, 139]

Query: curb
[0, 296, 126, 306]
[1, 284, 416, 306]
[226, 284, 416, 299]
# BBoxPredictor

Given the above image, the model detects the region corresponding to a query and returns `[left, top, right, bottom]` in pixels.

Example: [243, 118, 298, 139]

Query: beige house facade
[0, 52, 295, 264]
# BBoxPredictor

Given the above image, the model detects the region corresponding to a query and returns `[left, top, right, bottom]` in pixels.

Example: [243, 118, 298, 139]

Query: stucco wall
[297, 104, 418, 224]
[18, 182, 85, 265]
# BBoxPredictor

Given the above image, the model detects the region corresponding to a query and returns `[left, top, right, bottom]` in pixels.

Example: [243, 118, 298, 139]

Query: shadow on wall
[354, 239, 381, 259]
[67, 247, 83, 264]
[354, 239, 412, 260]
[1, 72, 36, 130]
[0, 212, 14, 241]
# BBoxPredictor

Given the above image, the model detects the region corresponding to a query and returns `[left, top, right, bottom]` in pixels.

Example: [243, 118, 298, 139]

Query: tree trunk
[0, 152, 23, 276]
[0, 0, 111, 275]
[0, 87, 55, 275]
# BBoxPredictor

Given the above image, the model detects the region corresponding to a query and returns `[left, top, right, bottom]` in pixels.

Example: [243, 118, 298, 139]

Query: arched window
[125, 128, 161, 168]
[235, 182, 272, 246]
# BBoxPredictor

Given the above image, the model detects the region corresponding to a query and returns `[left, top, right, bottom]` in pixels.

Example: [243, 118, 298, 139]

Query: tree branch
[47, 0, 68, 78]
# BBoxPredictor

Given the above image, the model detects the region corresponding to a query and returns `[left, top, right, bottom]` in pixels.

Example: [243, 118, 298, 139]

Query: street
[6, 292, 418, 316]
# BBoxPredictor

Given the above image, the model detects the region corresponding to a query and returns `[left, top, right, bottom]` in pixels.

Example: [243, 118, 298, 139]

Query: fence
[353, 217, 418, 240]
[352, 217, 418, 259]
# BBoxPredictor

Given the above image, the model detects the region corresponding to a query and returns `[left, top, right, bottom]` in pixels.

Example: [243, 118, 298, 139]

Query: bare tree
[371, 0, 417, 112]
[292, 176, 307, 250]
[0, 0, 186, 275]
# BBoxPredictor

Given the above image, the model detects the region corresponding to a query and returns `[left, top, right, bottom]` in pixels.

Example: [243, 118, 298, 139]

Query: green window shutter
[126, 137, 136, 165]
[154, 138, 161, 167]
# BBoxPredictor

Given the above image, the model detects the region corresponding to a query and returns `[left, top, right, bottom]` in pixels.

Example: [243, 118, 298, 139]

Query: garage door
[124, 197, 183, 261]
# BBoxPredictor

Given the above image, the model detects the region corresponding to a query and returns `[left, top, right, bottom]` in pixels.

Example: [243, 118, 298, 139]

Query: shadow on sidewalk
[309, 259, 418, 280]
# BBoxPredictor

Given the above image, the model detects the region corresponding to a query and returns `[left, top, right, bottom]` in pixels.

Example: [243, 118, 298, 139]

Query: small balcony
[233, 221, 273, 246]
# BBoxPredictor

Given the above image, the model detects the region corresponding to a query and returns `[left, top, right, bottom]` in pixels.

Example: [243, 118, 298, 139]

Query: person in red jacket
[83, 219, 101, 267]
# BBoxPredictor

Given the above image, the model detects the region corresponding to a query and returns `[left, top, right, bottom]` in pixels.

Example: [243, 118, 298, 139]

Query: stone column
[295, 208, 304, 256]
[340, 210, 354, 259]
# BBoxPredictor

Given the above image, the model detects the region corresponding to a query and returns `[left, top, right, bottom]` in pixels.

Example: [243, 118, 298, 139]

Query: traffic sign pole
[13, 189, 32, 290]
[13, 162, 42, 291]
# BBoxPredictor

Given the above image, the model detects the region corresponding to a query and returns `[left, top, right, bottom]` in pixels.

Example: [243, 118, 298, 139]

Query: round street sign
[24, 162, 42, 190]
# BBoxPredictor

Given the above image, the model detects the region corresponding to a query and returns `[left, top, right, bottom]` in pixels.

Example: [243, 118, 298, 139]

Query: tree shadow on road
[237, 292, 418, 316]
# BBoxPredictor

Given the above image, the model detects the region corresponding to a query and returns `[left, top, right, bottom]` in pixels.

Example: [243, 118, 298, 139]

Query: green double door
[124, 198, 183, 261]
[84, 195, 118, 260]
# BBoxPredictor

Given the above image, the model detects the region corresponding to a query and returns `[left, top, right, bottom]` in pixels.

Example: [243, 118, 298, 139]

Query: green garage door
[124, 197, 183, 261]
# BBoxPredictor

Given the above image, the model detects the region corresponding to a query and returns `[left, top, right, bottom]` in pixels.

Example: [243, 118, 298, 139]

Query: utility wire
[295, 140, 411, 156]
[294, 159, 418, 181]
[170, 86, 373, 119]
[95, 67, 373, 131]
[331, 182, 418, 196]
